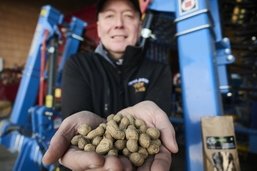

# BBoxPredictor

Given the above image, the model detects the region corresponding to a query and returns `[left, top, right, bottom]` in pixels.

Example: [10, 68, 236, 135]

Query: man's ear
[97, 21, 101, 38]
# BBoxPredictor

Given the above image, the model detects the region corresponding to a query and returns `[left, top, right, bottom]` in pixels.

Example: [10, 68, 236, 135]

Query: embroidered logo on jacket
[128, 78, 149, 93]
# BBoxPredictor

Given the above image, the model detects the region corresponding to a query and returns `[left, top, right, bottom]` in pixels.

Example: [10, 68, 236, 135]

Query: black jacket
[61, 45, 172, 119]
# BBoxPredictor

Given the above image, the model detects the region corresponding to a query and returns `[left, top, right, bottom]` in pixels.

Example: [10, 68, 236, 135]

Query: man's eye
[125, 15, 133, 18]
[124, 13, 135, 19]
[105, 14, 113, 18]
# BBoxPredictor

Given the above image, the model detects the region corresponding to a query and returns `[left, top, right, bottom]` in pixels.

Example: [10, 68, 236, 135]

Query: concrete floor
[0, 145, 17, 171]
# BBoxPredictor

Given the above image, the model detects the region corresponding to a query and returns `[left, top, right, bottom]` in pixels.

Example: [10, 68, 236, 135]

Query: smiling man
[50, 0, 177, 170]
[61, 0, 173, 119]
[96, 0, 141, 59]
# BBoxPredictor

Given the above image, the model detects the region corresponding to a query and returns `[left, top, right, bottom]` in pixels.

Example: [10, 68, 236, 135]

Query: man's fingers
[119, 156, 134, 171]
[79, 156, 131, 171]
[151, 146, 172, 171]
[161, 129, 178, 154]
[133, 101, 179, 153]
[103, 156, 126, 171]
[157, 114, 178, 153]
[138, 146, 172, 171]
[60, 148, 105, 170]
[119, 101, 179, 153]
[42, 115, 79, 165]
[42, 130, 73, 165]
[42, 111, 106, 165]
[137, 156, 154, 171]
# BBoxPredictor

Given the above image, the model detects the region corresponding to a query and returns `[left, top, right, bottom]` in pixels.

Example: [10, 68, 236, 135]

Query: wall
[0, 1, 39, 68]
[0, 0, 94, 68]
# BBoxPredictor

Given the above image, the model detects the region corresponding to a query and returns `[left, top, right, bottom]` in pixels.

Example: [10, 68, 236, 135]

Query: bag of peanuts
[71, 113, 162, 167]
[201, 116, 240, 171]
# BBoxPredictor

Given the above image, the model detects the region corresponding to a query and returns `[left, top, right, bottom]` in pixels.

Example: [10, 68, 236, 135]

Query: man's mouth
[111, 35, 128, 39]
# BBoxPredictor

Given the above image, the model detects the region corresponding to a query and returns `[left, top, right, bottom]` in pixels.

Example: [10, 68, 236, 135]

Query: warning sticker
[179, 0, 198, 15]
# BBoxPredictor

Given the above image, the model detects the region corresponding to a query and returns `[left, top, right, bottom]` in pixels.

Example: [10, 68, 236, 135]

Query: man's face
[97, 0, 141, 59]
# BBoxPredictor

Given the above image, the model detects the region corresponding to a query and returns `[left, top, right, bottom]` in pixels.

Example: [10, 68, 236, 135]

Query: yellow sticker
[55, 88, 62, 98]
[40, 8, 47, 17]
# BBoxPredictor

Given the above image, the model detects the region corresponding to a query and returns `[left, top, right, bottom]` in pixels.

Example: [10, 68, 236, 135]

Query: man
[61, 0, 172, 119]
[43, 0, 178, 170]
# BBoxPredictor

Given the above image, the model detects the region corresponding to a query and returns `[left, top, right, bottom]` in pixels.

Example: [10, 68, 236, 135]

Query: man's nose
[114, 16, 124, 29]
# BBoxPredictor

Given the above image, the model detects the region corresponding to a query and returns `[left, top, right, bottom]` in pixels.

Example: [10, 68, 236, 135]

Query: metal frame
[0, 5, 86, 171]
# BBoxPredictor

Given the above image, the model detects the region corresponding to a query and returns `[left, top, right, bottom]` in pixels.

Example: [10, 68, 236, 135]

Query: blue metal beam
[174, 0, 223, 170]
[10, 6, 63, 130]
[56, 17, 87, 86]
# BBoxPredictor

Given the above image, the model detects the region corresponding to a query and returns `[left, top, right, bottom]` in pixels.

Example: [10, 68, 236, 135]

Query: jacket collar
[95, 43, 143, 67]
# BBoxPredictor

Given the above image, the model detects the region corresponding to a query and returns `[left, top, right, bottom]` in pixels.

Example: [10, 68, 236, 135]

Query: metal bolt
[223, 37, 229, 43]
[48, 47, 55, 53]
[226, 55, 234, 61]
[224, 48, 231, 55]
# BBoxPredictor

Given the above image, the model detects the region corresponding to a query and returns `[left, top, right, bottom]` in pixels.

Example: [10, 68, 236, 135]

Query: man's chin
[109, 47, 127, 53]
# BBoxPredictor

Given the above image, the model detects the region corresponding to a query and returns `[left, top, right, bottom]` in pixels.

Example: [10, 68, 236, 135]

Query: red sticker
[180, 0, 198, 14]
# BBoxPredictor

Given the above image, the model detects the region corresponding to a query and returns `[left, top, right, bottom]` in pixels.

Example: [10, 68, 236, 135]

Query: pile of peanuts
[70, 113, 162, 167]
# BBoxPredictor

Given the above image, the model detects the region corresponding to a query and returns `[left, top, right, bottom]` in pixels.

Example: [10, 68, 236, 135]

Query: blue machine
[148, 0, 234, 171]
[174, 1, 224, 170]
[148, 0, 257, 170]
[0, 5, 86, 171]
